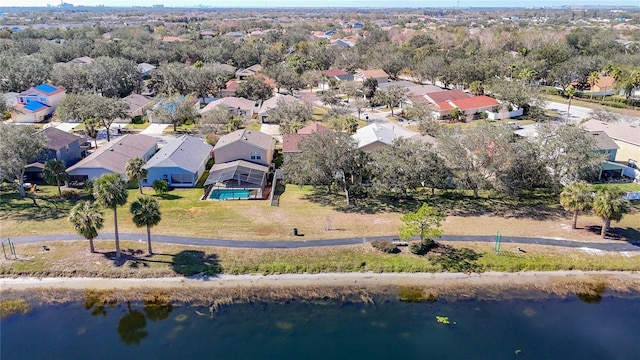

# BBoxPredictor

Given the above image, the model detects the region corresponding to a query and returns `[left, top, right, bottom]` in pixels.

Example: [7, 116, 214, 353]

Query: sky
[1, 0, 639, 8]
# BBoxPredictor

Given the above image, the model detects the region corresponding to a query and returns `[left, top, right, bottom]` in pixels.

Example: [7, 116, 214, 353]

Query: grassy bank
[2, 184, 638, 243]
[1, 240, 639, 278]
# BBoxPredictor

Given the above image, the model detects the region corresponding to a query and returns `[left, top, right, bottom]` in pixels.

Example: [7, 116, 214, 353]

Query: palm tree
[587, 71, 599, 99]
[84, 118, 99, 149]
[449, 107, 463, 122]
[565, 85, 577, 123]
[126, 157, 147, 195]
[43, 159, 68, 198]
[130, 196, 161, 255]
[93, 173, 129, 259]
[469, 80, 484, 95]
[592, 187, 630, 238]
[508, 64, 518, 80]
[560, 181, 592, 230]
[68, 200, 104, 253]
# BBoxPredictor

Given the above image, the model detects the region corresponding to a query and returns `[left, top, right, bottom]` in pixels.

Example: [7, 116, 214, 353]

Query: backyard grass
[1, 184, 638, 242]
[1, 240, 638, 278]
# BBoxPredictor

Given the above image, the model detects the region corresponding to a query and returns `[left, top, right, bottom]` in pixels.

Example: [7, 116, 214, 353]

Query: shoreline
[2, 270, 640, 291]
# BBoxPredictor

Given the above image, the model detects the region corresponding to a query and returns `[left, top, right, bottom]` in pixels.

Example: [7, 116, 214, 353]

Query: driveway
[544, 101, 593, 123]
[140, 123, 169, 135]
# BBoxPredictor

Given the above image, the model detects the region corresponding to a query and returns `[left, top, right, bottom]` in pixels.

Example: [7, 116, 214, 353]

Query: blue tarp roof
[35, 84, 58, 93]
[24, 102, 47, 112]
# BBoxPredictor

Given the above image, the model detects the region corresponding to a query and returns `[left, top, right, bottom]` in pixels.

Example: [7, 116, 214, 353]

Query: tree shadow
[156, 194, 183, 200]
[100, 248, 173, 267]
[171, 250, 221, 276]
[585, 225, 640, 243]
[0, 192, 75, 221]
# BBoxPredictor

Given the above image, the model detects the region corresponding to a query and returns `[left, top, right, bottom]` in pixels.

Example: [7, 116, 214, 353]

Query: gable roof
[40, 127, 83, 150]
[358, 69, 389, 79]
[352, 123, 397, 149]
[259, 94, 300, 115]
[282, 122, 331, 153]
[123, 94, 154, 114]
[236, 64, 263, 76]
[214, 129, 275, 151]
[322, 68, 349, 77]
[450, 95, 500, 111]
[67, 134, 157, 175]
[297, 122, 330, 135]
[588, 131, 619, 151]
[424, 89, 470, 104]
[143, 135, 212, 173]
[581, 119, 640, 146]
[137, 62, 156, 73]
[200, 97, 255, 115]
[595, 75, 615, 89]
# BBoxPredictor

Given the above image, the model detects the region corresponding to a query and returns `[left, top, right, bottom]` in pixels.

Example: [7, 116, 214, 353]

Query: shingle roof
[67, 134, 157, 175]
[123, 94, 154, 114]
[359, 69, 389, 78]
[258, 94, 300, 115]
[297, 122, 330, 135]
[143, 135, 212, 173]
[199, 97, 255, 115]
[322, 68, 349, 77]
[40, 127, 82, 151]
[214, 129, 275, 151]
[351, 123, 397, 149]
[588, 131, 619, 151]
[581, 119, 640, 146]
[282, 134, 306, 153]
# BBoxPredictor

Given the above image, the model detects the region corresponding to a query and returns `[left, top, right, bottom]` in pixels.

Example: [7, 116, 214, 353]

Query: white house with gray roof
[351, 123, 398, 152]
[141, 135, 213, 188]
[66, 134, 157, 183]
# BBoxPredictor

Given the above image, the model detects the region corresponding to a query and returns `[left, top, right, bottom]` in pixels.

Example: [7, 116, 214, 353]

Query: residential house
[588, 131, 627, 180]
[24, 127, 87, 182]
[199, 97, 256, 120]
[123, 94, 155, 119]
[423, 89, 471, 104]
[203, 160, 269, 197]
[141, 135, 213, 188]
[235, 64, 263, 80]
[257, 94, 301, 123]
[331, 39, 355, 48]
[224, 31, 245, 38]
[13, 84, 66, 123]
[448, 96, 501, 117]
[282, 122, 331, 155]
[322, 68, 353, 83]
[66, 134, 157, 183]
[213, 129, 275, 166]
[354, 69, 389, 84]
[137, 63, 156, 78]
[351, 122, 398, 152]
[581, 119, 640, 177]
[587, 75, 616, 96]
[216, 80, 240, 98]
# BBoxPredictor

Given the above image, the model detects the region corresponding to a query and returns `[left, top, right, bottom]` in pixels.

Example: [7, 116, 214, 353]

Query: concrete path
[544, 101, 593, 123]
[140, 123, 169, 135]
[7, 233, 640, 252]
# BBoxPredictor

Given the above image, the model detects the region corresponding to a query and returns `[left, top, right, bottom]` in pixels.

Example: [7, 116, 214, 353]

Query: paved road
[7, 233, 640, 252]
[544, 101, 592, 123]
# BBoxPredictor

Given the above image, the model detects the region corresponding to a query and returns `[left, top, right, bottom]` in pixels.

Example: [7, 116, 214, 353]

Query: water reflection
[83, 291, 173, 346]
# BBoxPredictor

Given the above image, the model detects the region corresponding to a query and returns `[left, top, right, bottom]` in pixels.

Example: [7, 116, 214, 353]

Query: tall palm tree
[560, 181, 592, 230]
[592, 187, 630, 238]
[68, 200, 104, 253]
[126, 157, 147, 195]
[43, 159, 68, 198]
[130, 196, 161, 255]
[565, 85, 577, 123]
[93, 173, 128, 259]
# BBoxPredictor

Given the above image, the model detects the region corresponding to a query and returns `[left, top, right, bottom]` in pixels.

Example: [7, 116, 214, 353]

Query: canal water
[2, 294, 639, 359]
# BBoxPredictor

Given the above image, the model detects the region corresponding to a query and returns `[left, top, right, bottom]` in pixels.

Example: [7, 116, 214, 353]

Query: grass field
[1, 184, 638, 242]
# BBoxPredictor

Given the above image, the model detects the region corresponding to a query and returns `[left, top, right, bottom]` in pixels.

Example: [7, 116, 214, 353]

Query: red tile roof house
[13, 84, 66, 123]
[432, 96, 501, 120]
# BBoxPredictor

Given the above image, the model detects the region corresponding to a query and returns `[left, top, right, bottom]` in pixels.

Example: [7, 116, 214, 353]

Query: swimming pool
[209, 189, 251, 200]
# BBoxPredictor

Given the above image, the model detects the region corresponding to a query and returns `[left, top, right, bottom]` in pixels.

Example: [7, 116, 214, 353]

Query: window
[66, 145, 70, 153]
[250, 152, 261, 160]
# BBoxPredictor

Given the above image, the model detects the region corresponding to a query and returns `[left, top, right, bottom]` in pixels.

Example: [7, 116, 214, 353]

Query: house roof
[297, 122, 330, 135]
[214, 129, 275, 151]
[282, 122, 331, 153]
[236, 64, 263, 76]
[581, 119, 640, 146]
[204, 160, 268, 187]
[67, 134, 157, 175]
[424, 89, 470, 104]
[450, 95, 500, 111]
[259, 94, 300, 115]
[358, 69, 389, 79]
[137, 63, 156, 73]
[434, 101, 454, 111]
[143, 135, 212, 173]
[40, 127, 82, 150]
[222, 80, 239, 92]
[20, 83, 65, 97]
[123, 94, 154, 114]
[352, 122, 397, 149]
[378, 80, 419, 91]
[200, 97, 255, 115]
[588, 131, 619, 150]
[322, 68, 349, 77]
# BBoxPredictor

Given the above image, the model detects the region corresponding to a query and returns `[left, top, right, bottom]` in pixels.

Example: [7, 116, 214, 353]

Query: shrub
[61, 190, 81, 199]
[409, 240, 436, 255]
[371, 240, 400, 254]
[205, 133, 219, 146]
[598, 101, 627, 109]
[152, 179, 170, 195]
